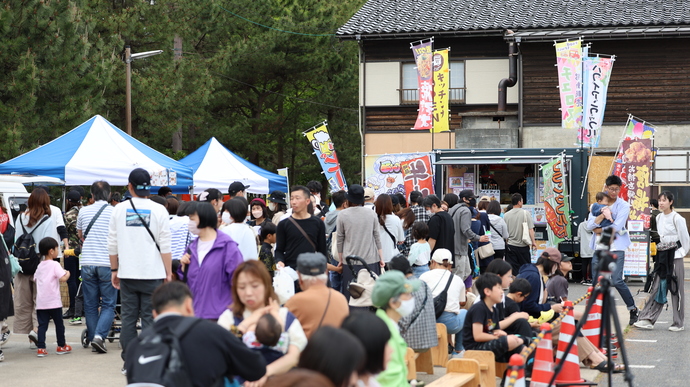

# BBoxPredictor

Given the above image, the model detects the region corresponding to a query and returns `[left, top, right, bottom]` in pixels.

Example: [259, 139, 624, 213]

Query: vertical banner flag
[624, 117, 656, 140]
[555, 40, 583, 129]
[304, 123, 347, 193]
[400, 155, 435, 197]
[614, 138, 653, 227]
[542, 157, 572, 245]
[580, 56, 615, 147]
[432, 49, 450, 133]
[411, 40, 433, 130]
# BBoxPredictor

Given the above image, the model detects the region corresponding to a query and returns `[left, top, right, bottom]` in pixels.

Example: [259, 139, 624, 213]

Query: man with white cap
[363, 187, 376, 210]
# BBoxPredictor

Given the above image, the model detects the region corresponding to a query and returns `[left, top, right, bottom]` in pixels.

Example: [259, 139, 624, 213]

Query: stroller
[346, 255, 380, 308]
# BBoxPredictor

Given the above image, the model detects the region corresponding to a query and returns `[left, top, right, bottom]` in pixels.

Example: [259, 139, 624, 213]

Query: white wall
[522, 124, 690, 149]
[465, 59, 518, 105]
[361, 62, 400, 106]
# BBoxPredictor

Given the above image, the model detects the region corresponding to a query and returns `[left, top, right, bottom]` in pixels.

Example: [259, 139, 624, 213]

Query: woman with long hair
[13, 189, 58, 345]
[218, 261, 308, 387]
[374, 194, 404, 263]
[486, 200, 509, 260]
[474, 200, 494, 273]
[396, 207, 415, 259]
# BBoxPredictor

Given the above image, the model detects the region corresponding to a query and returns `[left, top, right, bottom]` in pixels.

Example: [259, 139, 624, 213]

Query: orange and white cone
[555, 301, 587, 386]
[509, 354, 526, 387]
[530, 323, 555, 387]
[582, 288, 603, 351]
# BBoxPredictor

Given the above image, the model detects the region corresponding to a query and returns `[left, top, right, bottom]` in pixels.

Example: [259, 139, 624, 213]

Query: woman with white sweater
[375, 194, 404, 262]
[486, 200, 509, 260]
[635, 191, 690, 331]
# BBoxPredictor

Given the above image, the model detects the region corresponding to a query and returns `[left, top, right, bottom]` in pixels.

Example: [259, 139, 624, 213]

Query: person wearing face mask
[178, 202, 243, 320]
[307, 180, 329, 217]
[515, 248, 565, 318]
[249, 198, 271, 229]
[221, 198, 259, 261]
[268, 191, 288, 224]
[370, 271, 421, 387]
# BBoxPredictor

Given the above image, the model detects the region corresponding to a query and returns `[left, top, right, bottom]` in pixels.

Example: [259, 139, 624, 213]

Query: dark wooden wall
[365, 105, 514, 132]
[363, 36, 508, 61]
[522, 38, 690, 125]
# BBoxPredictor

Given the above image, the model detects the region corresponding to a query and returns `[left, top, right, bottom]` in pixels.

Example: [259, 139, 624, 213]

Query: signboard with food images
[542, 156, 572, 246]
[364, 153, 432, 200]
[614, 137, 653, 228]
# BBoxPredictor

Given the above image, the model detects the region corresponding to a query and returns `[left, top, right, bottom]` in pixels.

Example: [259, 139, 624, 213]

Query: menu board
[623, 231, 649, 277]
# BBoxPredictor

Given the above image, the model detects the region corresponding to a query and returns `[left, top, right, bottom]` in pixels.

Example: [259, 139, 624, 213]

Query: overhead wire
[217, 5, 336, 37]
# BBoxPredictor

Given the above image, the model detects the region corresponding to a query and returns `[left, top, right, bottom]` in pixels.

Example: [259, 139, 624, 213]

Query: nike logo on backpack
[138, 354, 163, 364]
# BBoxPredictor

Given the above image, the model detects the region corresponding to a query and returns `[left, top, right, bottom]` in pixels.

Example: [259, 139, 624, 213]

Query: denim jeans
[591, 250, 635, 309]
[437, 310, 467, 351]
[411, 265, 430, 278]
[81, 265, 118, 342]
[329, 258, 342, 292]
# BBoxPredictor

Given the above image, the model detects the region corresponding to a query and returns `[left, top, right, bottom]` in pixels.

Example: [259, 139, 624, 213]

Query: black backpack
[14, 215, 49, 275]
[126, 317, 201, 387]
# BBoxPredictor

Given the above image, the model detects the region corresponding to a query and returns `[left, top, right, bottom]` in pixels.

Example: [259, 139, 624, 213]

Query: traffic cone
[582, 288, 603, 351]
[509, 354, 526, 387]
[555, 301, 588, 386]
[530, 323, 554, 387]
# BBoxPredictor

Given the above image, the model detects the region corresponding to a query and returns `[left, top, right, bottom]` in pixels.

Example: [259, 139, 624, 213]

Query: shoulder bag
[521, 210, 533, 246]
[83, 203, 109, 240]
[400, 284, 428, 334]
[433, 271, 454, 319]
[381, 221, 397, 245]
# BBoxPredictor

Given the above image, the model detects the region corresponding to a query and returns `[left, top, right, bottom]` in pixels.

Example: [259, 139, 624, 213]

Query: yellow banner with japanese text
[432, 49, 450, 133]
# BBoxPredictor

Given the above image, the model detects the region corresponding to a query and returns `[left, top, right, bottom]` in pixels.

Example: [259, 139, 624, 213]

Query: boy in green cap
[371, 271, 421, 387]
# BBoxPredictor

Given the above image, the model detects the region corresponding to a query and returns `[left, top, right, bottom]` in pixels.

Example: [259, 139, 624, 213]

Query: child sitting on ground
[407, 222, 431, 278]
[590, 192, 614, 233]
[462, 273, 525, 362]
[34, 237, 71, 357]
[259, 223, 277, 277]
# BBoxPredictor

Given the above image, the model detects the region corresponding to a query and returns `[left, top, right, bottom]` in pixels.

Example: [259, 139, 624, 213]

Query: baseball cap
[431, 248, 453, 264]
[128, 168, 151, 197]
[479, 195, 491, 202]
[67, 190, 82, 203]
[371, 271, 421, 308]
[364, 187, 375, 201]
[268, 190, 287, 204]
[346, 184, 365, 205]
[542, 247, 570, 263]
[458, 189, 477, 199]
[228, 181, 250, 195]
[296, 252, 328, 276]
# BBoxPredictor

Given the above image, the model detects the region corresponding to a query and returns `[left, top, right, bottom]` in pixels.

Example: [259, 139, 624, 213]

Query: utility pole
[172, 35, 183, 152]
[125, 46, 132, 136]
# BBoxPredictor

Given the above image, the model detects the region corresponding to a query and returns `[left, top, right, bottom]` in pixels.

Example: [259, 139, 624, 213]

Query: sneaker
[628, 307, 639, 325]
[0, 330, 9, 345]
[121, 367, 127, 376]
[451, 350, 465, 359]
[633, 319, 653, 329]
[37, 348, 48, 357]
[91, 337, 107, 353]
[581, 280, 592, 286]
[62, 310, 74, 319]
[69, 317, 83, 325]
[0, 349, 4, 362]
[669, 326, 685, 332]
[28, 331, 39, 346]
[56, 345, 72, 355]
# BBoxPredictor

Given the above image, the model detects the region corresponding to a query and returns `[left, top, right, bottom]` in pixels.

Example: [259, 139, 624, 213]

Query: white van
[0, 175, 65, 226]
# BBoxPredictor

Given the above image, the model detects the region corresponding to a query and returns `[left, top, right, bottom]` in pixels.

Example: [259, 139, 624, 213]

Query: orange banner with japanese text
[432, 49, 450, 133]
[400, 155, 435, 198]
[411, 41, 433, 130]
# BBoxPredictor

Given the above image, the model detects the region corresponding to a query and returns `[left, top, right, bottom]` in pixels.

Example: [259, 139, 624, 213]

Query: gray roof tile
[337, 0, 690, 36]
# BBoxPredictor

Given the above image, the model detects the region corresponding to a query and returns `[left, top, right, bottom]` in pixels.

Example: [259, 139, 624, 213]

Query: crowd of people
[0, 171, 686, 387]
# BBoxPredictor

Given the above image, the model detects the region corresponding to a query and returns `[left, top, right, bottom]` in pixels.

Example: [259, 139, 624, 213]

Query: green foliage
[0, 0, 364, 188]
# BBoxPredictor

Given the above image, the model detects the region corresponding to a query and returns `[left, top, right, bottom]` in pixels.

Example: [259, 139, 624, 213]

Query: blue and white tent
[0, 115, 194, 193]
[180, 137, 287, 195]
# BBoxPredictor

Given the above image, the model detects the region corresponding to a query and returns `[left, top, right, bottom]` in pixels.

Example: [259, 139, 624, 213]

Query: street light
[125, 46, 163, 136]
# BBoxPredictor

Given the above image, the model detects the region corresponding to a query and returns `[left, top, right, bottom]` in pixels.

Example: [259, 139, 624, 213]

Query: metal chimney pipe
[498, 41, 518, 112]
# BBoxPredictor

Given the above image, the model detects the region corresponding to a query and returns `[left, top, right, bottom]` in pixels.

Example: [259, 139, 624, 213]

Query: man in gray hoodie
[448, 190, 489, 287]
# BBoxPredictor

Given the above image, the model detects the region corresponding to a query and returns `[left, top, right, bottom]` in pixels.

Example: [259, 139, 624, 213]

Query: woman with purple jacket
[179, 202, 244, 320]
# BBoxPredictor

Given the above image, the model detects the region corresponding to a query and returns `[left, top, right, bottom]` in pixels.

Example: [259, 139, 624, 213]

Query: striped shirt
[170, 215, 193, 260]
[77, 201, 113, 267]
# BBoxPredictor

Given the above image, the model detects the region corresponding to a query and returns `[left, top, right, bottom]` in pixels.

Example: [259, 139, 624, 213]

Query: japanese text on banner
[614, 138, 653, 228]
[432, 49, 450, 133]
[555, 40, 583, 129]
[304, 124, 347, 193]
[364, 153, 430, 199]
[541, 157, 571, 245]
[400, 156, 435, 198]
[411, 41, 433, 130]
[579, 57, 614, 147]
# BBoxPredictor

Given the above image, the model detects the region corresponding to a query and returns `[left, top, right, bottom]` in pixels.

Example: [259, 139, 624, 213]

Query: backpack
[126, 317, 201, 387]
[14, 215, 49, 275]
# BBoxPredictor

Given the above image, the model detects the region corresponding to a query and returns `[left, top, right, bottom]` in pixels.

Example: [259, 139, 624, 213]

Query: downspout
[498, 40, 518, 112]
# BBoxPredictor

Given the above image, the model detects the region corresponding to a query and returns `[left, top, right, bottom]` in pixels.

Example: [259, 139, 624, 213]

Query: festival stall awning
[179, 137, 288, 195]
[0, 115, 194, 193]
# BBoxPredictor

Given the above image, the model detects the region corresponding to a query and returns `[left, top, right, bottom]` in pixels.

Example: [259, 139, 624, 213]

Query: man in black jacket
[124, 282, 266, 386]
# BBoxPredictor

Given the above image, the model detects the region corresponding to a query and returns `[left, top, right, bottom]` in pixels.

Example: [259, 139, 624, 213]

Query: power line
[211, 71, 358, 112]
[218, 5, 336, 37]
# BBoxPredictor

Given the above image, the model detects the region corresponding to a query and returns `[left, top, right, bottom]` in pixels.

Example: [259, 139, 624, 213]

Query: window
[400, 61, 465, 104]
[653, 150, 690, 184]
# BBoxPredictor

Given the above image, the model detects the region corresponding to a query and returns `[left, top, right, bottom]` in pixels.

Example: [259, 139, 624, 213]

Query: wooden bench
[405, 347, 435, 380]
[427, 358, 480, 387]
[430, 323, 449, 367]
[463, 350, 509, 386]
